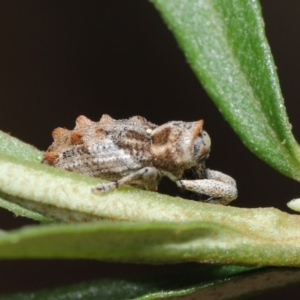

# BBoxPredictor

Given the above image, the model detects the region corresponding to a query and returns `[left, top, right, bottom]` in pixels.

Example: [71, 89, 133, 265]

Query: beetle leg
[176, 169, 237, 205]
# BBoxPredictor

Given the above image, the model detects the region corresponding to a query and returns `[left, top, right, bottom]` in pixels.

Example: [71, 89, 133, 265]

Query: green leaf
[0, 131, 41, 162]
[3, 267, 300, 300]
[0, 265, 260, 300]
[0, 219, 300, 266]
[2, 133, 300, 265]
[0, 132, 52, 222]
[0, 197, 52, 223]
[151, 0, 300, 181]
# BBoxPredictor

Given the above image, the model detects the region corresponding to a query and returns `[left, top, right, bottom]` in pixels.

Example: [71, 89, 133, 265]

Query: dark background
[0, 0, 300, 298]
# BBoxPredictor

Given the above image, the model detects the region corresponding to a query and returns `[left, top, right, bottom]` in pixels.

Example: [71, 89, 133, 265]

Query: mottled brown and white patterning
[42, 114, 237, 205]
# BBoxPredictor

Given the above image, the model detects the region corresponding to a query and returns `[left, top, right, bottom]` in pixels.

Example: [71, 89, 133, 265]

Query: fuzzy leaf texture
[1, 133, 300, 266]
[151, 0, 300, 181]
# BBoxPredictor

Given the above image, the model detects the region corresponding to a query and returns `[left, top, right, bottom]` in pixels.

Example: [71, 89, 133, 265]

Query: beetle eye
[193, 130, 211, 162]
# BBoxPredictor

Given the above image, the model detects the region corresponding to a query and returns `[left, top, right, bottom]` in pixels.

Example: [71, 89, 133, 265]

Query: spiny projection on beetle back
[42, 114, 238, 205]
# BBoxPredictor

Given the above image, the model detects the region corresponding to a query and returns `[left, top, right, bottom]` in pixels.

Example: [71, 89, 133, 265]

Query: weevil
[42, 114, 237, 205]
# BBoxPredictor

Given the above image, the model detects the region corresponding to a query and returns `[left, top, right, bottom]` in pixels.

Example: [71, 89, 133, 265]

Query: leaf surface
[151, 0, 300, 180]
[1, 133, 300, 265]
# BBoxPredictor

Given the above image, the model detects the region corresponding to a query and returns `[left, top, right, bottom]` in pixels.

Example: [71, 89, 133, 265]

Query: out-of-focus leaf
[0, 197, 52, 223]
[3, 267, 300, 300]
[0, 265, 258, 300]
[0, 220, 299, 266]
